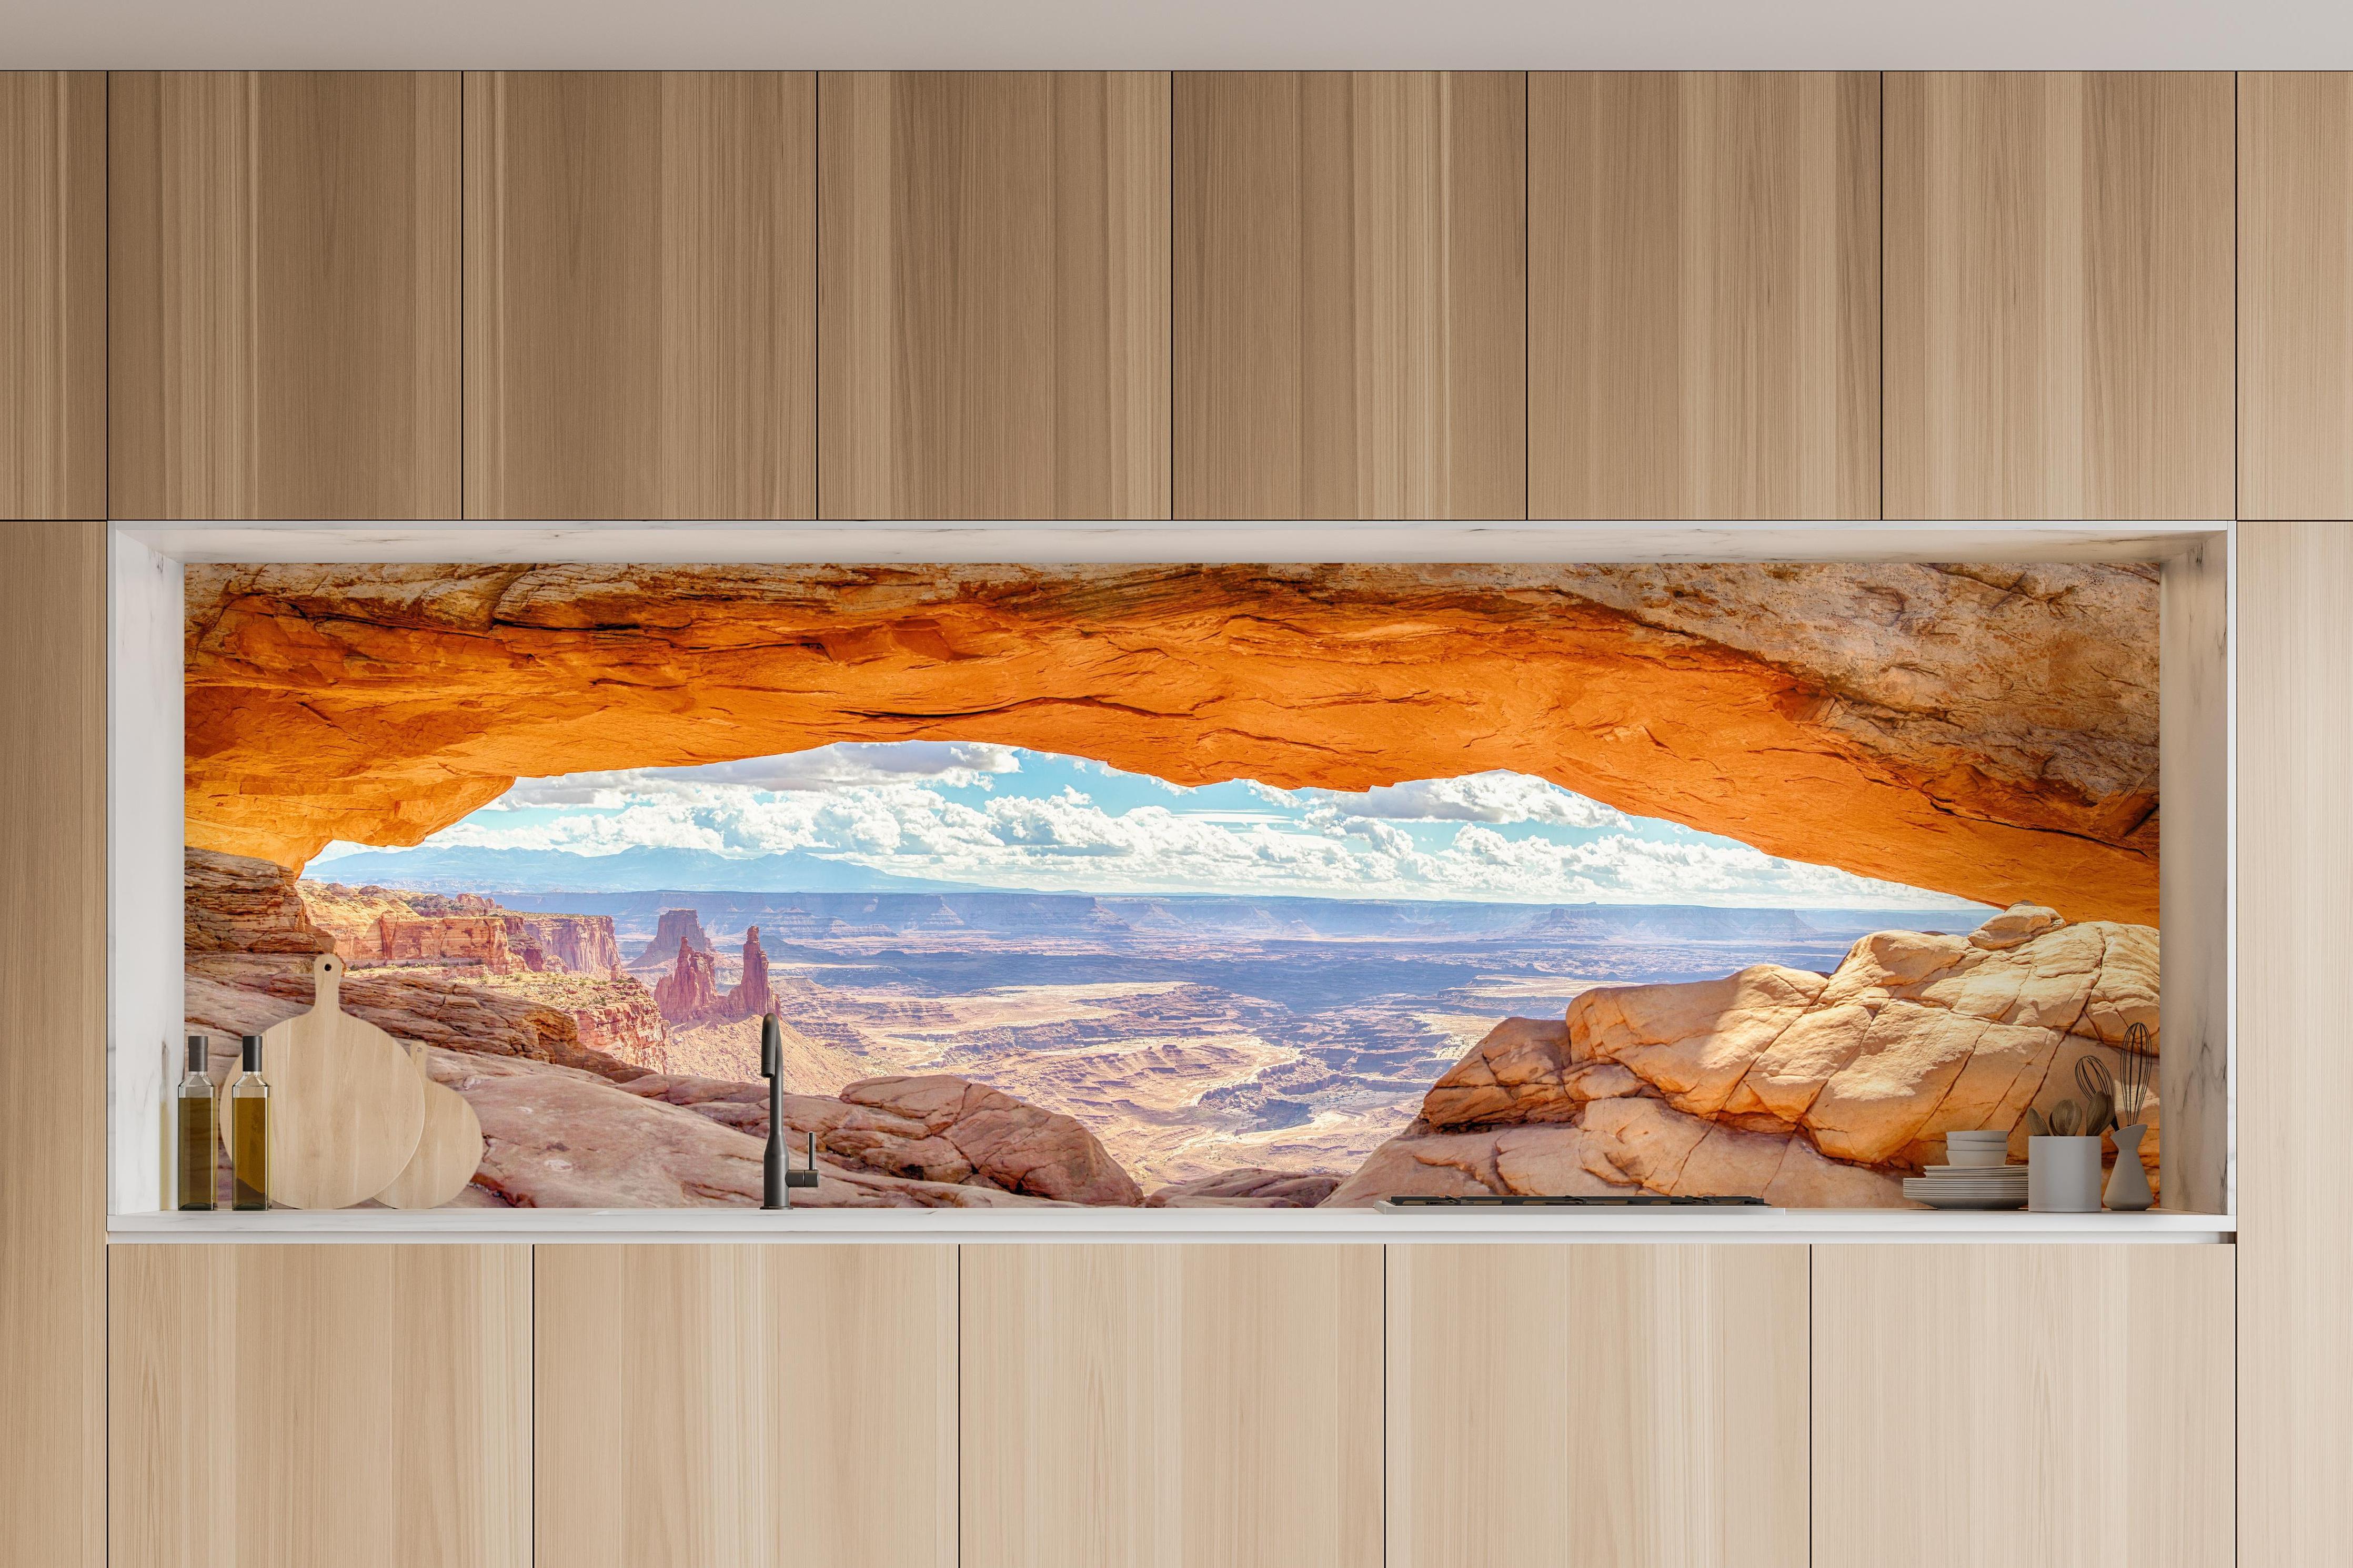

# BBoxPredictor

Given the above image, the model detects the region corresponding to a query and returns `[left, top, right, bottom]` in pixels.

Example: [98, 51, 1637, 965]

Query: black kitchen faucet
[761, 1013, 823, 1210]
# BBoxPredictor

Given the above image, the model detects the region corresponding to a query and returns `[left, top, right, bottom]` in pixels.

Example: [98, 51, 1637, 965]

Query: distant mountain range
[307, 845, 1979, 947]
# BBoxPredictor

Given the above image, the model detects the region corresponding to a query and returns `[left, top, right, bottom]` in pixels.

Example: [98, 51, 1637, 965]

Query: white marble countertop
[108, 1206, 2234, 1246]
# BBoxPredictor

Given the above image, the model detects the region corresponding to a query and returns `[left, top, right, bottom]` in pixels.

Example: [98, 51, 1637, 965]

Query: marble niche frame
[104, 520, 2235, 1238]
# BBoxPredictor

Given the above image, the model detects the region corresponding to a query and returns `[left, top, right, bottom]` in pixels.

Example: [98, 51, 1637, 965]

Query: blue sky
[314, 741, 1988, 911]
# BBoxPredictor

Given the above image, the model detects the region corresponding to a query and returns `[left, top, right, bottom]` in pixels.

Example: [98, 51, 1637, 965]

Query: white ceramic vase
[2104, 1125, 2155, 1211]
[2028, 1135, 2103, 1212]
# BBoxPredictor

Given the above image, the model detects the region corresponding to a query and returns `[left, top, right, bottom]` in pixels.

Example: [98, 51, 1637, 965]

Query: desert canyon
[179, 561, 2165, 1209]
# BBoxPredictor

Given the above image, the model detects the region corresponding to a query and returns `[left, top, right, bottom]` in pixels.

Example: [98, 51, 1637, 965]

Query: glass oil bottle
[230, 1034, 271, 1211]
[177, 1034, 216, 1211]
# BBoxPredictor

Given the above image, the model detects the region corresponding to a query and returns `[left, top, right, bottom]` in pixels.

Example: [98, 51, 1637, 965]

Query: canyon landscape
[180, 560, 2164, 1209]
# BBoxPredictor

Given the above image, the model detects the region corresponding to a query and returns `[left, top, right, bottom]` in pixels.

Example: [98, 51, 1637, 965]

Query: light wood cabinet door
[1812, 1245, 2233, 1568]
[820, 71, 1170, 520]
[2240, 74, 2353, 520]
[961, 1243, 1381, 1568]
[108, 1244, 532, 1568]
[2238, 521, 2353, 1567]
[0, 522, 104, 1568]
[1, 74, 104, 520]
[1530, 71, 1878, 520]
[465, 70, 816, 520]
[1174, 70, 1524, 520]
[109, 71, 460, 520]
[1387, 1244, 1807, 1568]
[536, 1244, 956, 1568]
[1883, 71, 2234, 520]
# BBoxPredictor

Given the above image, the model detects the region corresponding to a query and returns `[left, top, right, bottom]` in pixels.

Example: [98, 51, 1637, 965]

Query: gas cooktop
[1378, 1194, 1772, 1207]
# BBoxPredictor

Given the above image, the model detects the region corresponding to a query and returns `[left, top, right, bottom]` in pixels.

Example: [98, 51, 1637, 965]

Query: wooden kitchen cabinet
[535, 1244, 956, 1568]
[1529, 71, 1879, 520]
[2237, 522, 2353, 1568]
[2240, 74, 2353, 519]
[109, 71, 461, 519]
[819, 70, 1170, 519]
[1812, 1244, 2233, 1568]
[465, 70, 816, 519]
[1387, 1243, 1807, 1568]
[1883, 71, 2234, 520]
[0, 522, 105, 1568]
[108, 1245, 531, 1568]
[1, 74, 105, 520]
[960, 1243, 1382, 1568]
[1174, 70, 1525, 519]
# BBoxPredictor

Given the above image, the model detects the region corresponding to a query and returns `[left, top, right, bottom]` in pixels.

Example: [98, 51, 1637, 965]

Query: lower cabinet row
[106, 1242, 2232, 1568]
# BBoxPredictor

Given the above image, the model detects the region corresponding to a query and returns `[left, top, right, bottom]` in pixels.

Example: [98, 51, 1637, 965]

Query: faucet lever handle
[785, 1128, 820, 1189]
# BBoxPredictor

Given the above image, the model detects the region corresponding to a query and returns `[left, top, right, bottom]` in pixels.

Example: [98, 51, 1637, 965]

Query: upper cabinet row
[5, 68, 2348, 520]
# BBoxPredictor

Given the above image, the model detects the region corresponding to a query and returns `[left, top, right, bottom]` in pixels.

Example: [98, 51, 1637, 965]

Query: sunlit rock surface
[1326, 905, 2161, 1207]
[183, 562, 2157, 921]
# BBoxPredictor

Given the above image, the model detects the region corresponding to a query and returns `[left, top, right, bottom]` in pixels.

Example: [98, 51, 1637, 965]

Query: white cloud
[418, 747, 1981, 911]
[489, 741, 1019, 808]
[1300, 772, 1630, 829]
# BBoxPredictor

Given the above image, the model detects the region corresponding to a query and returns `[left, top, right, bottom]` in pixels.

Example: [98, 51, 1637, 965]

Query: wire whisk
[2116, 1020, 2156, 1126]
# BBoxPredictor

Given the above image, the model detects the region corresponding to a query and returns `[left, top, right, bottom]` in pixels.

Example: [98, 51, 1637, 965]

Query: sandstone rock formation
[302, 880, 623, 978]
[632, 907, 712, 968]
[1326, 905, 2160, 1207]
[651, 926, 776, 1026]
[560, 984, 670, 1070]
[499, 912, 622, 975]
[651, 936, 722, 1021]
[1145, 1168, 1343, 1207]
[419, 1050, 1062, 1209]
[184, 562, 2157, 921]
[189, 952, 651, 1084]
[378, 914, 516, 969]
[730, 927, 775, 1019]
[188, 847, 337, 954]
[620, 1070, 1145, 1205]
[191, 849, 649, 1081]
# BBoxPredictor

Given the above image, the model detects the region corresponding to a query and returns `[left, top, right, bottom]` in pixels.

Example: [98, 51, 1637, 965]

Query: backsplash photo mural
[182, 562, 2160, 1209]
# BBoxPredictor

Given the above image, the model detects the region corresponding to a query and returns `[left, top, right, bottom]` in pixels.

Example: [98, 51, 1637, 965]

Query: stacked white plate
[1903, 1131, 2027, 1210]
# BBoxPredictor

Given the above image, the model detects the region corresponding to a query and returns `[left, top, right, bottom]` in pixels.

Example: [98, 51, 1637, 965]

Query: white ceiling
[9, 0, 2349, 69]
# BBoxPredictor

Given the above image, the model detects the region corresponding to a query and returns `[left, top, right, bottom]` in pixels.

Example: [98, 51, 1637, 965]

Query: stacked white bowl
[1902, 1130, 2028, 1209]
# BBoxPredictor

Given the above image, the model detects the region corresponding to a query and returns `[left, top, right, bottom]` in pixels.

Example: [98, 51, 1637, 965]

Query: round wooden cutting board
[374, 1045, 486, 1210]
[221, 954, 427, 1209]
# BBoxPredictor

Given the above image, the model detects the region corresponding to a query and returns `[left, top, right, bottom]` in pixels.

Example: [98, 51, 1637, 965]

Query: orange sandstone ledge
[183, 562, 2160, 925]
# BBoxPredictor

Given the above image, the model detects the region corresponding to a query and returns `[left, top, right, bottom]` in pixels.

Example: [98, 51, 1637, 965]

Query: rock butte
[184, 562, 2159, 922]
[1324, 904, 2161, 1207]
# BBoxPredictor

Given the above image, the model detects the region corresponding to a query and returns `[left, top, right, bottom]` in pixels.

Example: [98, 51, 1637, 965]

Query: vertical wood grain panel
[1, 74, 104, 519]
[2239, 521, 2353, 1566]
[109, 1245, 532, 1568]
[535, 1244, 956, 1568]
[1174, 70, 1524, 519]
[0, 522, 104, 1568]
[2158, 541, 2229, 1211]
[1884, 71, 2234, 520]
[465, 70, 816, 520]
[1530, 71, 1878, 520]
[1387, 1245, 1807, 1568]
[820, 71, 1170, 520]
[1812, 1245, 2233, 1568]
[2240, 74, 2353, 519]
[961, 1244, 1381, 1568]
[109, 70, 459, 519]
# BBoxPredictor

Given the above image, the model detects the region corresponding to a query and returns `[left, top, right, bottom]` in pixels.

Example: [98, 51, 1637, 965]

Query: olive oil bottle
[230, 1034, 270, 1211]
[176, 1034, 216, 1211]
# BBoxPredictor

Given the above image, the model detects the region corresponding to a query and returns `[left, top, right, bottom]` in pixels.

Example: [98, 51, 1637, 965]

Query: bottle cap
[186, 1034, 208, 1073]
[241, 1035, 264, 1072]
